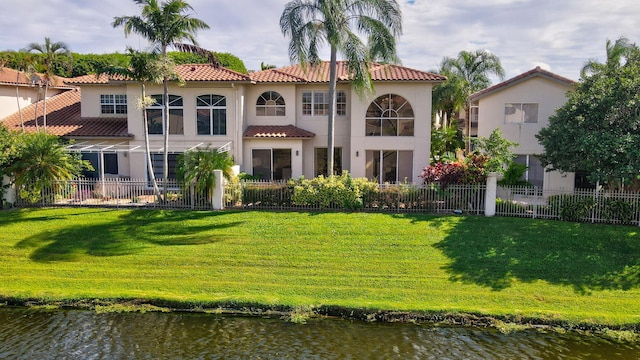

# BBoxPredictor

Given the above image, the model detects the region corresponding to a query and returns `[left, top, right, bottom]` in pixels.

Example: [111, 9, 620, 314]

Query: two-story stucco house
[468, 67, 576, 191]
[1, 62, 445, 184]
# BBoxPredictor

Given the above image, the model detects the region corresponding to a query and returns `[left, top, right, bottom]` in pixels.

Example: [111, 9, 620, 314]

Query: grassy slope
[1, 208, 639, 326]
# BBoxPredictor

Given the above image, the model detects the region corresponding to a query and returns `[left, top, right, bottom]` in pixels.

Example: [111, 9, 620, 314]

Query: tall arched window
[146, 94, 184, 135]
[256, 91, 285, 116]
[365, 94, 414, 136]
[197, 94, 227, 135]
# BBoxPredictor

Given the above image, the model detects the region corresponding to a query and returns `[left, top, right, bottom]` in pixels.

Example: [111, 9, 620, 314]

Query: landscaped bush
[600, 198, 637, 225]
[242, 182, 292, 207]
[289, 172, 377, 210]
[420, 153, 488, 188]
[548, 194, 596, 222]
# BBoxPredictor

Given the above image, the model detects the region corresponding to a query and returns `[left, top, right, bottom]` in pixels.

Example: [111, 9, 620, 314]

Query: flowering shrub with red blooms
[420, 153, 489, 187]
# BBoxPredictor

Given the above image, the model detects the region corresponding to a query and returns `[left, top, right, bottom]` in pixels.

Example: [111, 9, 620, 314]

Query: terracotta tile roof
[0, 67, 75, 88]
[243, 125, 315, 139]
[66, 64, 252, 84]
[250, 61, 446, 83]
[469, 67, 576, 102]
[1, 89, 131, 138]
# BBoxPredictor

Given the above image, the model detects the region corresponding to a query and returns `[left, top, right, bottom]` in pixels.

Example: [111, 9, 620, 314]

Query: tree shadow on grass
[396, 214, 640, 293]
[14, 209, 244, 262]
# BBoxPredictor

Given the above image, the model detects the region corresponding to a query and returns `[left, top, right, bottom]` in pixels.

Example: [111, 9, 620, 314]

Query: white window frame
[196, 94, 227, 135]
[100, 94, 127, 114]
[365, 94, 414, 137]
[146, 94, 184, 135]
[504, 103, 539, 124]
[302, 90, 346, 116]
[256, 91, 286, 116]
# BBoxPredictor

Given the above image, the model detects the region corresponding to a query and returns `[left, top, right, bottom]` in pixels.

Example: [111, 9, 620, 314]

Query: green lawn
[1, 208, 640, 327]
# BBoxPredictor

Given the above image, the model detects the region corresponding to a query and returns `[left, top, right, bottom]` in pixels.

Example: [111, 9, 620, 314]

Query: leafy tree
[113, 0, 210, 200]
[8, 133, 91, 203]
[537, 44, 640, 189]
[0, 125, 19, 206]
[280, 0, 402, 174]
[431, 123, 464, 163]
[177, 147, 234, 203]
[472, 128, 518, 174]
[581, 36, 635, 79]
[25, 38, 73, 133]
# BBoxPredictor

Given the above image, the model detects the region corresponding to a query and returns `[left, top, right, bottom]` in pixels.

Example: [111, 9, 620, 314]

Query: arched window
[256, 91, 285, 116]
[197, 94, 227, 135]
[365, 94, 414, 136]
[146, 94, 183, 135]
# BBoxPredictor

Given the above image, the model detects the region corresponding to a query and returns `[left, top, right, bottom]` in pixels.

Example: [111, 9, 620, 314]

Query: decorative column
[212, 169, 224, 210]
[485, 172, 498, 217]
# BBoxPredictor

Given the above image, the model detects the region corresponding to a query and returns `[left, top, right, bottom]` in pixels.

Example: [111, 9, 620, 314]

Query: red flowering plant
[420, 153, 488, 188]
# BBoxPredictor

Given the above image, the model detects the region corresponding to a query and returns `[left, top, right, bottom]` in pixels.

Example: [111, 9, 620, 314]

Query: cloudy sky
[2, 0, 639, 81]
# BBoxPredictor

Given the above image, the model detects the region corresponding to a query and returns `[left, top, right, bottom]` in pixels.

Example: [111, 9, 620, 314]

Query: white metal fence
[11, 178, 640, 226]
[14, 178, 216, 210]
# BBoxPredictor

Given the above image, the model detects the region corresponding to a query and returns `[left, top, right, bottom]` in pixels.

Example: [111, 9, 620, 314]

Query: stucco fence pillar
[1, 175, 15, 207]
[484, 172, 498, 217]
[212, 169, 224, 210]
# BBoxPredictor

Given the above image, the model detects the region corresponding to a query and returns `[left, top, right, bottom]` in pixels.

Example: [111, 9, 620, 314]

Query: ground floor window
[365, 150, 413, 183]
[574, 170, 595, 189]
[150, 153, 180, 180]
[514, 155, 544, 188]
[314, 147, 342, 176]
[252, 149, 292, 180]
[81, 152, 118, 178]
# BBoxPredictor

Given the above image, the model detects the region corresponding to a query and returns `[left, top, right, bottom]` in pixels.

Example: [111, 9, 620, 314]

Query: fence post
[485, 172, 498, 217]
[212, 170, 224, 210]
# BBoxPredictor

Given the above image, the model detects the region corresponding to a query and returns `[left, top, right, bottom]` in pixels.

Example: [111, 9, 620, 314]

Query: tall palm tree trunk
[327, 46, 338, 175]
[43, 82, 49, 133]
[16, 73, 24, 132]
[141, 83, 162, 202]
[161, 45, 170, 202]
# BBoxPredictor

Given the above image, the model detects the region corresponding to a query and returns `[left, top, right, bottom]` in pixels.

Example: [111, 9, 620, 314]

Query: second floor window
[365, 94, 414, 136]
[302, 90, 346, 116]
[197, 94, 227, 135]
[146, 95, 184, 135]
[505, 103, 538, 124]
[256, 91, 285, 116]
[100, 94, 127, 114]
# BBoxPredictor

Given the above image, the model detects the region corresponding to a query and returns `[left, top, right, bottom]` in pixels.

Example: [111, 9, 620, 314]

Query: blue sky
[2, 0, 639, 81]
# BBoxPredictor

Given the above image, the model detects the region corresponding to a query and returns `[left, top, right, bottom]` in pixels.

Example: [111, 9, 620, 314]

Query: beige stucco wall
[124, 82, 245, 179]
[349, 82, 433, 182]
[0, 85, 66, 120]
[476, 76, 574, 190]
[80, 84, 128, 118]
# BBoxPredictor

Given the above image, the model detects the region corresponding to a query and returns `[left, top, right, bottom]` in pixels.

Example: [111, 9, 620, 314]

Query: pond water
[0, 308, 639, 359]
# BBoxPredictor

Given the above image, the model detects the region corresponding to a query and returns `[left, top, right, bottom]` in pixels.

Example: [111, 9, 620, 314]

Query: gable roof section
[66, 64, 252, 85]
[0, 67, 75, 89]
[243, 125, 315, 139]
[469, 67, 575, 102]
[1, 89, 130, 138]
[250, 61, 446, 83]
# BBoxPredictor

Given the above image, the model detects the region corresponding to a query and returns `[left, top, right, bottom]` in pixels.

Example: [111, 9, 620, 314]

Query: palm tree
[177, 147, 234, 206]
[437, 50, 505, 150]
[11, 52, 38, 132]
[113, 0, 210, 200]
[98, 48, 175, 202]
[9, 132, 90, 204]
[580, 37, 637, 78]
[25, 38, 72, 133]
[280, 0, 402, 175]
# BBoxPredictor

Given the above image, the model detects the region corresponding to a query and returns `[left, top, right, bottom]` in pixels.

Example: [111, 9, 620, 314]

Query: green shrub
[242, 182, 292, 207]
[290, 172, 376, 210]
[548, 194, 596, 222]
[600, 198, 636, 225]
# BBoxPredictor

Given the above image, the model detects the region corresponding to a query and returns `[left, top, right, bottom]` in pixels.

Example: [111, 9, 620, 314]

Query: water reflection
[0, 308, 638, 359]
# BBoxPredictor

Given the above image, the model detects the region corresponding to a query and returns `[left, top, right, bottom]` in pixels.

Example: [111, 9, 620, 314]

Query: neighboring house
[468, 67, 576, 191]
[0, 67, 74, 120]
[1, 62, 445, 184]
